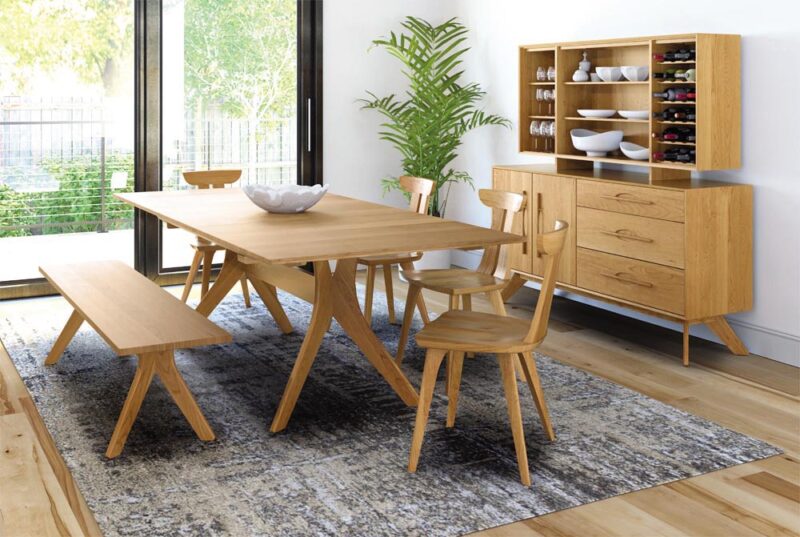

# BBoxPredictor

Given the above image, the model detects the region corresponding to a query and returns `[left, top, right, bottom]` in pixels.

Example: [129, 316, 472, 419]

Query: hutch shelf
[503, 34, 750, 365]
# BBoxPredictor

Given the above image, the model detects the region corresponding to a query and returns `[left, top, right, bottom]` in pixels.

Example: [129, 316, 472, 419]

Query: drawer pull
[600, 193, 654, 206]
[599, 229, 654, 243]
[601, 272, 654, 288]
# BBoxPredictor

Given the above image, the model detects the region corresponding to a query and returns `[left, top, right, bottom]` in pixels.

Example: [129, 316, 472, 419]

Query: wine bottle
[653, 48, 696, 62]
[652, 127, 696, 142]
[653, 87, 697, 101]
[652, 108, 696, 121]
[653, 148, 696, 163]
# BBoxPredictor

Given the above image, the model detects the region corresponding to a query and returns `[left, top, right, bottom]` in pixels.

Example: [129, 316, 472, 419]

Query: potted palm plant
[361, 16, 510, 221]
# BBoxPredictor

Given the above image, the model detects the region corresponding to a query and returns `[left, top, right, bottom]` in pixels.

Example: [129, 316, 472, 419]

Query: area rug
[0, 289, 781, 537]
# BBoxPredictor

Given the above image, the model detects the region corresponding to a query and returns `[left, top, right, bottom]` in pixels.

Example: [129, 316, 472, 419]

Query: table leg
[330, 259, 419, 407]
[270, 261, 334, 433]
[195, 251, 245, 317]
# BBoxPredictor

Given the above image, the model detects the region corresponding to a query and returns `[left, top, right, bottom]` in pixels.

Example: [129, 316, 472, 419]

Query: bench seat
[40, 261, 232, 458]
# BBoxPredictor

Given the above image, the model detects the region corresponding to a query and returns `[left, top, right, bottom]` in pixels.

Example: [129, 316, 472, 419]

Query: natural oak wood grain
[409, 222, 568, 485]
[494, 163, 753, 365]
[358, 175, 434, 327]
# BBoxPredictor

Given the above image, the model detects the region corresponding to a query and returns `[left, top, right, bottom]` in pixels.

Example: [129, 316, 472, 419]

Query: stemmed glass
[536, 66, 546, 81]
[543, 89, 555, 115]
[530, 120, 540, 151]
[535, 88, 545, 115]
[547, 66, 556, 81]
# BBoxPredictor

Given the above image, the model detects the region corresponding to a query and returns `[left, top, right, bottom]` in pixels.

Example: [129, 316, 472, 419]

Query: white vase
[412, 249, 452, 270]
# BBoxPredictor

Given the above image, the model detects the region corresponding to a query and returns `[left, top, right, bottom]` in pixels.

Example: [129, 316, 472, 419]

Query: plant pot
[412, 249, 452, 270]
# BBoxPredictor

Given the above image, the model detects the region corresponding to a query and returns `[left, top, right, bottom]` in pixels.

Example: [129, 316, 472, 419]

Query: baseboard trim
[452, 250, 800, 367]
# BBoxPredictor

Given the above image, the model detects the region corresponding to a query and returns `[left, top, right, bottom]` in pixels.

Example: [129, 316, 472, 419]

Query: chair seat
[190, 236, 224, 252]
[357, 252, 422, 265]
[402, 268, 506, 295]
[415, 310, 534, 353]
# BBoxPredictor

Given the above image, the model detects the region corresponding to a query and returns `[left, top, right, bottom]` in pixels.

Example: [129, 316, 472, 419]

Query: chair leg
[383, 264, 396, 324]
[364, 264, 376, 326]
[408, 348, 447, 473]
[200, 250, 213, 299]
[445, 295, 459, 394]
[396, 283, 421, 365]
[240, 276, 252, 308]
[498, 353, 531, 486]
[106, 353, 157, 459]
[461, 294, 475, 358]
[446, 351, 465, 428]
[399, 261, 430, 324]
[518, 351, 555, 441]
[181, 249, 203, 303]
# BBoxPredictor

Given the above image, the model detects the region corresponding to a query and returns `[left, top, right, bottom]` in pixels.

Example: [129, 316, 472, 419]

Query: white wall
[324, 0, 800, 365]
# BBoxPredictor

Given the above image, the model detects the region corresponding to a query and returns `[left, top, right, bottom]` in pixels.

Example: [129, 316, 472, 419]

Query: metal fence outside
[0, 96, 297, 237]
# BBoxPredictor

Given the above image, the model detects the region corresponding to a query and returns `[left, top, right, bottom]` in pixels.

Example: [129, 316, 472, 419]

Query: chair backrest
[399, 175, 435, 215]
[182, 169, 242, 189]
[524, 220, 568, 346]
[475, 189, 527, 275]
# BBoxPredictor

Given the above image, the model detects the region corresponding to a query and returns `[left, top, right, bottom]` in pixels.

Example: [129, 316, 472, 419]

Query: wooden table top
[117, 189, 522, 264]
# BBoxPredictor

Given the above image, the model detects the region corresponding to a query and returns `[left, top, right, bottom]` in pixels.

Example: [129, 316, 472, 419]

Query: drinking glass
[535, 88, 545, 114]
[543, 89, 554, 115]
[547, 66, 556, 81]
[530, 120, 540, 150]
[536, 66, 546, 81]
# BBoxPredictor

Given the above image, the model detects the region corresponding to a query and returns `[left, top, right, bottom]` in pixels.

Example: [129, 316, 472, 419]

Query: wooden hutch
[495, 33, 750, 365]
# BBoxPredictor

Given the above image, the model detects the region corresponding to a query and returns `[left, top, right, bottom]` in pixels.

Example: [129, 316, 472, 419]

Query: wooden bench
[40, 261, 232, 458]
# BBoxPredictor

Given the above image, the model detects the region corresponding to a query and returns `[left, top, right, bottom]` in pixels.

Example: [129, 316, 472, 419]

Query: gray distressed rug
[0, 289, 781, 537]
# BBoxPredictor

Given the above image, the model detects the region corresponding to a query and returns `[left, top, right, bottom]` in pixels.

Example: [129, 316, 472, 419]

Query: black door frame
[135, 0, 323, 280]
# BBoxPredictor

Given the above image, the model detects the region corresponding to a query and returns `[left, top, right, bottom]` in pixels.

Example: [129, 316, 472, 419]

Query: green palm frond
[361, 16, 510, 217]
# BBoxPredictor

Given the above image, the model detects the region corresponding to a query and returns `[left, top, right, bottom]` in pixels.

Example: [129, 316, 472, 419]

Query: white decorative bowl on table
[243, 183, 329, 213]
[570, 128, 623, 157]
[577, 109, 616, 118]
[618, 110, 649, 120]
[595, 67, 622, 82]
[621, 65, 649, 81]
[620, 141, 650, 160]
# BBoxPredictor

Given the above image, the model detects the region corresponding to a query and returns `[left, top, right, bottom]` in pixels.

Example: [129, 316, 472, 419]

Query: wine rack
[518, 34, 740, 181]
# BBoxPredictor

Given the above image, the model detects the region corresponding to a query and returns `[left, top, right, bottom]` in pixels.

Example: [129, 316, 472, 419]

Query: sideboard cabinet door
[492, 168, 533, 274]
[531, 174, 576, 284]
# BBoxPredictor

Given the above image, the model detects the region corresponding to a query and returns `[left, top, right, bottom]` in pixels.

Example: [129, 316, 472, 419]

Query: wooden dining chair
[406, 220, 568, 486]
[395, 189, 526, 365]
[357, 175, 434, 327]
[179, 170, 251, 307]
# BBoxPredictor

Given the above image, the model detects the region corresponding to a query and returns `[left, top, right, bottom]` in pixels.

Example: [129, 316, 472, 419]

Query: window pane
[0, 0, 135, 283]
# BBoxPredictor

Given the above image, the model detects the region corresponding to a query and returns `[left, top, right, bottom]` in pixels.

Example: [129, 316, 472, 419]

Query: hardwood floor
[0, 272, 798, 536]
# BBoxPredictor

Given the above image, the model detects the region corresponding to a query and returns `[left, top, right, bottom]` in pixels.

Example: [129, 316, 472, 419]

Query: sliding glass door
[160, 0, 301, 271]
[0, 0, 135, 286]
[0, 0, 321, 294]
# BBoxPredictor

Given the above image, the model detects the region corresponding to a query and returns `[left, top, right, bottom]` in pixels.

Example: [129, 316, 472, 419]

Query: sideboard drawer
[577, 248, 685, 314]
[577, 207, 685, 268]
[577, 180, 685, 222]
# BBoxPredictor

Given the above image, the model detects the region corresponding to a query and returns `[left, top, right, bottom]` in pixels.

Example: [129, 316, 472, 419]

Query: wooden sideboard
[494, 164, 752, 365]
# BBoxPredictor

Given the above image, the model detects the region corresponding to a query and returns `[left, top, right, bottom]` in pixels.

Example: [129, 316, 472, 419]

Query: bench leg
[106, 351, 215, 459]
[106, 353, 157, 458]
[154, 351, 215, 442]
[45, 310, 84, 365]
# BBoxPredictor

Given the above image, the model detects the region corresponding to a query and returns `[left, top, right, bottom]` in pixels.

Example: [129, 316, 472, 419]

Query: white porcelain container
[620, 141, 649, 160]
[596, 67, 622, 82]
[621, 65, 649, 81]
[577, 109, 616, 118]
[618, 110, 649, 120]
[242, 183, 329, 213]
[570, 129, 624, 157]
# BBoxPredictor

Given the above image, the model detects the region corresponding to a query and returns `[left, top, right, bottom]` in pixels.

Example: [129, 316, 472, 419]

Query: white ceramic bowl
[621, 65, 649, 81]
[243, 183, 329, 213]
[596, 67, 622, 82]
[618, 110, 649, 120]
[577, 109, 616, 118]
[570, 129, 624, 157]
[620, 141, 649, 160]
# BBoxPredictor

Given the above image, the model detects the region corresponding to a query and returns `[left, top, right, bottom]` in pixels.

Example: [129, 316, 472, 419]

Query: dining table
[116, 188, 522, 432]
